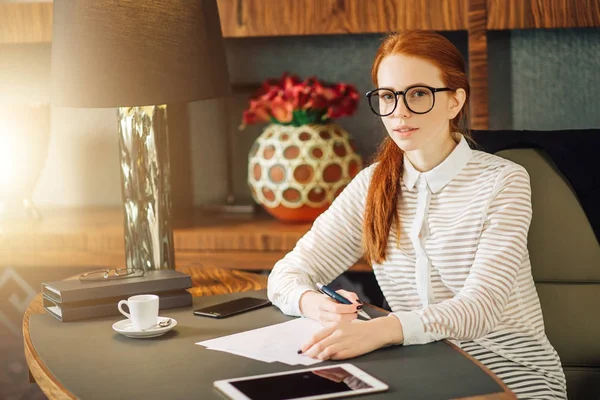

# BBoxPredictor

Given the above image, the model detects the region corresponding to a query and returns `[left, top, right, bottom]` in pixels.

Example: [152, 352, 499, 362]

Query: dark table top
[26, 289, 513, 400]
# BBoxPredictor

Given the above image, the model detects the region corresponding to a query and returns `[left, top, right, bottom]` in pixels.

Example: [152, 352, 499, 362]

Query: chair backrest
[496, 148, 600, 400]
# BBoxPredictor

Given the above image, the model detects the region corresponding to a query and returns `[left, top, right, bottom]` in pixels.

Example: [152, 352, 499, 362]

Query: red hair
[363, 31, 471, 264]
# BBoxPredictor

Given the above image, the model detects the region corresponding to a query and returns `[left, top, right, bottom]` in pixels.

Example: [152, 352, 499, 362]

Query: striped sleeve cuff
[289, 286, 319, 317]
[391, 311, 446, 346]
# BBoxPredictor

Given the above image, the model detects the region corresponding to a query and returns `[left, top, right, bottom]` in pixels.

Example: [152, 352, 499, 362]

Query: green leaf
[270, 109, 332, 127]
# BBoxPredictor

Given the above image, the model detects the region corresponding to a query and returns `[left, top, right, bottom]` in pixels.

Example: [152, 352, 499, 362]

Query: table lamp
[50, 0, 231, 271]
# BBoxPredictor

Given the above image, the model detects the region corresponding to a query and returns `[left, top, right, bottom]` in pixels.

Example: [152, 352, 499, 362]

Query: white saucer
[112, 316, 177, 339]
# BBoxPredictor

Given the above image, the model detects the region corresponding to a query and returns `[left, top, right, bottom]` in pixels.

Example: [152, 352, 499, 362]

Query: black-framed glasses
[365, 85, 454, 116]
[79, 267, 145, 281]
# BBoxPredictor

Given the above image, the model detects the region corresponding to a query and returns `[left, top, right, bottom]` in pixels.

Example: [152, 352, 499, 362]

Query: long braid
[362, 137, 404, 264]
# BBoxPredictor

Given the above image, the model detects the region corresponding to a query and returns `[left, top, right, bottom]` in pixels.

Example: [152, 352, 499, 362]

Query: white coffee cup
[117, 294, 159, 331]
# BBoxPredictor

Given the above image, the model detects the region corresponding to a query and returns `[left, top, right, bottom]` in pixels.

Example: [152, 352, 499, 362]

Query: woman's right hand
[299, 289, 362, 325]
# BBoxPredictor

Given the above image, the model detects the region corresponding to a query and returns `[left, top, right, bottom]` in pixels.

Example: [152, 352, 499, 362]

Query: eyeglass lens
[369, 87, 434, 116]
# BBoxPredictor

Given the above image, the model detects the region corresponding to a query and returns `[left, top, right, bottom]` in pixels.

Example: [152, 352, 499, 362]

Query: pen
[316, 283, 371, 320]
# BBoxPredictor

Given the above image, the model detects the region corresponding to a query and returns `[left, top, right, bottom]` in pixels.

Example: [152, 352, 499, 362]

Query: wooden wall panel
[217, 0, 468, 37]
[2, 1, 599, 42]
[468, 0, 489, 130]
[487, 0, 600, 29]
[0, 2, 53, 44]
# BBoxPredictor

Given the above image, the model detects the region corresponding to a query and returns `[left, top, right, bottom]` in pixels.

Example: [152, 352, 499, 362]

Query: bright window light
[0, 119, 19, 192]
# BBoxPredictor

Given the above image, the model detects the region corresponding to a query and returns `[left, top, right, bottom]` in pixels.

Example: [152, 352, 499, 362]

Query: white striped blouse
[268, 136, 567, 399]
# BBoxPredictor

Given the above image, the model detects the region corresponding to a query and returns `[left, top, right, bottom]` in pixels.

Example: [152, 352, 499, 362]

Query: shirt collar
[402, 135, 472, 193]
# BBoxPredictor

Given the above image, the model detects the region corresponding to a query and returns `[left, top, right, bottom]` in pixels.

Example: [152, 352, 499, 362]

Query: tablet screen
[229, 366, 374, 400]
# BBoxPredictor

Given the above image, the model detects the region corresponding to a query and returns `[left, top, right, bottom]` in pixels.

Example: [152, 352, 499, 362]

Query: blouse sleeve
[267, 165, 374, 317]
[393, 165, 533, 345]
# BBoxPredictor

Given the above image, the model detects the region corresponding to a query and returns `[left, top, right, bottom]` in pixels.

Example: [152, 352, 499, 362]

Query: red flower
[270, 95, 293, 123]
[241, 72, 359, 128]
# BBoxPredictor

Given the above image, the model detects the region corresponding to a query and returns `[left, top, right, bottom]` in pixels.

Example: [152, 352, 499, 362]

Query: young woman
[267, 31, 567, 399]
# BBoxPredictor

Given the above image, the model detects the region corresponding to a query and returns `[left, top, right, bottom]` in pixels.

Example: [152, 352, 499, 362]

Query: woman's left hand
[300, 318, 399, 360]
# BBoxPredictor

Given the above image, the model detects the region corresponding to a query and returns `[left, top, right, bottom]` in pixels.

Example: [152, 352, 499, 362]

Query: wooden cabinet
[0, 208, 372, 272]
[487, 0, 600, 29]
[0, 2, 53, 44]
[217, 0, 468, 37]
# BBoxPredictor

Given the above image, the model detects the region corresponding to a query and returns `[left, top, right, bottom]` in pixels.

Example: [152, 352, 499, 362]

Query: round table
[23, 266, 268, 400]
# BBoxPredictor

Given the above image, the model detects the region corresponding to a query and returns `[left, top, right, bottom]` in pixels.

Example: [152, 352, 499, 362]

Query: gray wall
[510, 28, 600, 130]
[0, 28, 596, 208]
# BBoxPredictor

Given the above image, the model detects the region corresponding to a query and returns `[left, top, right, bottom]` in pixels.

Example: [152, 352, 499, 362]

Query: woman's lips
[393, 127, 418, 138]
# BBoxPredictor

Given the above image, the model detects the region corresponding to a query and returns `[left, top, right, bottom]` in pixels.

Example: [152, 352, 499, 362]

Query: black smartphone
[193, 297, 272, 319]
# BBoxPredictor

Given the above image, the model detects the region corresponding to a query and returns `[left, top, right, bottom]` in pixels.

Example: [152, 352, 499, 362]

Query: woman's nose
[391, 97, 411, 118]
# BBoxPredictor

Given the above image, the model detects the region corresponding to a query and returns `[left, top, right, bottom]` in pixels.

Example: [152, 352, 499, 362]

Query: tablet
[213, 363, 389, 400]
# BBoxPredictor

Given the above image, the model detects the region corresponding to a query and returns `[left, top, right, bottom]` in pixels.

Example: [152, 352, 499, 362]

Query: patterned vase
[248, 123, 362, 223]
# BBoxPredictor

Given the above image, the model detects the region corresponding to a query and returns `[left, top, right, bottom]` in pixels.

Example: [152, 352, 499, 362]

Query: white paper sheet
[196, 318, 324, 365]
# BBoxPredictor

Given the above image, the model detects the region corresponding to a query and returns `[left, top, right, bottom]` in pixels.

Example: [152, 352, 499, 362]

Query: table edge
[23, 293, 77, 400]
[445, 340, 517, 400]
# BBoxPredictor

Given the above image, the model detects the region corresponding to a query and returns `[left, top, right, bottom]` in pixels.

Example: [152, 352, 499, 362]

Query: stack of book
[41, 270, 192, 322]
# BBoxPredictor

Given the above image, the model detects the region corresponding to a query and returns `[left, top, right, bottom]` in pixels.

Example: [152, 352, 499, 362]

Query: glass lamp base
[117, 105, 175, 271]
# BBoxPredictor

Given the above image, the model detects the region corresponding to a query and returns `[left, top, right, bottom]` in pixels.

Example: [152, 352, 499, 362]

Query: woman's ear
[448, 88, 466, 119]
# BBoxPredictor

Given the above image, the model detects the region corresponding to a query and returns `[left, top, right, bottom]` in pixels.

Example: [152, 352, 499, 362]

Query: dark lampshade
[51, 0, 231, 108]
